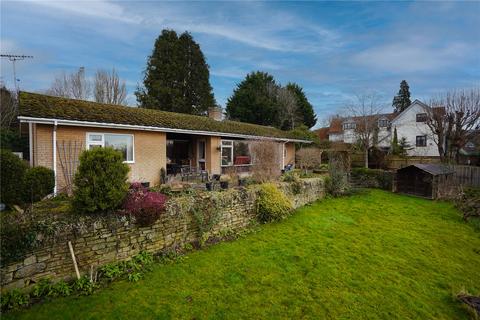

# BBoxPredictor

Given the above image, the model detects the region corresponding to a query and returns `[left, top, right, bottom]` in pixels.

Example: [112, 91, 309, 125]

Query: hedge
[351, 168, 393, 190]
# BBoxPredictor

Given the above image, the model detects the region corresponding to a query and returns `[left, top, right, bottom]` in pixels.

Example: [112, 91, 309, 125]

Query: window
[343, 122, 356, 130]
[233, 141, 251, 165]
[221, 140, 251, 166]
[416, 113, 427, 122]
[378, 119, 389, 127]
[416, 135, 427, 147]
[87, 133, 134, 162]
[221, 140, 233, 166]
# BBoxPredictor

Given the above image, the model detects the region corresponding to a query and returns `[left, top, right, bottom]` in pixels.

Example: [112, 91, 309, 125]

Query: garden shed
[395, 164, 455, 199]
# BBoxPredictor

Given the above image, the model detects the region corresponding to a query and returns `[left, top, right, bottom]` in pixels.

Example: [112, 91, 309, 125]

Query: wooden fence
[453, 165, 480, 187]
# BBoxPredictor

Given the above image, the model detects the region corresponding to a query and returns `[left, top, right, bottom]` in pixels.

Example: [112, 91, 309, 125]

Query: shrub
[281, 172, 303, 195]
[250, 141, 282, 182]
[0, 149, 28, 206]
[326, 155, 350, 197]
[0, 223, 37, 267]
[296, 147, 322, 174]
[23, 166, 55, 203]
[123, 183, 167, 226]
[72, 147, 129, 214]
[256, 183, 293, 222]
[351, 168, 393, 190]
[0, 289, 29, 311]
[456, 187, 480, 222]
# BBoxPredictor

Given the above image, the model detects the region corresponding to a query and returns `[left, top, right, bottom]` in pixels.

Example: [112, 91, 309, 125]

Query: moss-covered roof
[19, 92, 307, 141]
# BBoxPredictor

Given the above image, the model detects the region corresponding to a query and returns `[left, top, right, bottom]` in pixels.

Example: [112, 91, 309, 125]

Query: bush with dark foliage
[351, 168, 393, 190]
[23, 166, 55, 203]
[0, 149, 28, 206]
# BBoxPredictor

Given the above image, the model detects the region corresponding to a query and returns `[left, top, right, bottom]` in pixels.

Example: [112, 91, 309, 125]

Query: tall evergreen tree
[226, 71, 280, 127]
[392, 80, 412, 113]
[391, 127, 399, 155]
[286, 83, 317, 129]
[136, 30, 215, 115]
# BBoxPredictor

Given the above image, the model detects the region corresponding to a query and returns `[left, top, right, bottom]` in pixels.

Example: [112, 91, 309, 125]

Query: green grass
[6, 190, 480, 319]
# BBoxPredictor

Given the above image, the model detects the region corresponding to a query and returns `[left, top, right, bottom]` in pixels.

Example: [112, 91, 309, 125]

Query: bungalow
[18, 92, 310, 193]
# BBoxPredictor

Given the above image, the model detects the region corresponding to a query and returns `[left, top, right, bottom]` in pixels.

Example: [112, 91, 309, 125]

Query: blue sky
[1, 1, 479, 127]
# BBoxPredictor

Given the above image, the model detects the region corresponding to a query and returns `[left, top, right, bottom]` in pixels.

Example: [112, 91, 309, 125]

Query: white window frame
[220, 139, 234, 167]
[86, 132, 135, 163]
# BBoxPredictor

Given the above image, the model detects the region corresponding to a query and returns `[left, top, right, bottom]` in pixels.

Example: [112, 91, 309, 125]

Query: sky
[1, 0, 479, 128]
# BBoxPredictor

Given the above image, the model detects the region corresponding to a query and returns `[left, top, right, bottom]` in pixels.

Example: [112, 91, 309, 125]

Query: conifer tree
[392, 80, 412, 113]
[391, 127, 399, 155]
[226, 71, 280, 127]
[136, 30, 215, 115]
[286, 83, 317, 129]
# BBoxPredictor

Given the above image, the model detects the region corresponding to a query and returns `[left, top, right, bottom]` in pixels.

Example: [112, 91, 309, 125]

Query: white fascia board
[18, 116, 312, 144]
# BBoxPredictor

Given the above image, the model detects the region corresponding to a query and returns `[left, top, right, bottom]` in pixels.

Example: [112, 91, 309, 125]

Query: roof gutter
[18, 116, 312, 144]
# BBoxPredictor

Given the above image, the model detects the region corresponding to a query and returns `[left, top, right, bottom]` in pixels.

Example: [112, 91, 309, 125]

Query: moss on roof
[19, 92, 306, 141]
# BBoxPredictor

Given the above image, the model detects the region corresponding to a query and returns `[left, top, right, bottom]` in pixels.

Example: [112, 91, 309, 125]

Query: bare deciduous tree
[346, 93, 384, 168]
[425, 88, 480, 163]
[250, 140, 282, 182]
[94, 68, 127, 105]
[46, 67, 91, 100]
[296, 147, 322, 174]
[276, 87, 300, 130]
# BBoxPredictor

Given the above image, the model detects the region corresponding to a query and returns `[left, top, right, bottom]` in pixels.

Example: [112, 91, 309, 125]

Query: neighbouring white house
[317, 100, 440, 157]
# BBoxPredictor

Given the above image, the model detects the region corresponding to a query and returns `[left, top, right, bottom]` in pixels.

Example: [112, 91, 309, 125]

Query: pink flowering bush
[123, 183, 168, 226]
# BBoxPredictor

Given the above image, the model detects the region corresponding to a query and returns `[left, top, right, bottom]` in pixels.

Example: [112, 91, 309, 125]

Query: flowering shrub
[123, 183, 167, 226]
[256, 183, 293, 223]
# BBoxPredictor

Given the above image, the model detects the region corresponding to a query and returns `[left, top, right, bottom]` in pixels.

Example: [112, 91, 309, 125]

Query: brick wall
[32, 125, 167, 191]
[1, 178, 325, 289]
[285, 142, 295, 167]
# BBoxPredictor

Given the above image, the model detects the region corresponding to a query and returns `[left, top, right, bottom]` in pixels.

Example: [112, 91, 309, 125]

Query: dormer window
[378, 119, 389, 127]
[416, 113, 427, 122]
[343, 122, 356, 130]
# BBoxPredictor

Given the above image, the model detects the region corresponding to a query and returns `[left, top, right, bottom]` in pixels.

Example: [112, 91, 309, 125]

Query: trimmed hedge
[73, 147, 130, 214]
[256, 183, 293, 222]
[351, 168, 393, 190]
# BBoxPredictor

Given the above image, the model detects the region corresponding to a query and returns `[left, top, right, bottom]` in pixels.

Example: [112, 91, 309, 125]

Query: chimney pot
[208, 106, 223, 121]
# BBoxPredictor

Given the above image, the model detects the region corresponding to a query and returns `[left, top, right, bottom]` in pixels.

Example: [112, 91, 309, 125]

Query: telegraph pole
[0, 54, 33, 92]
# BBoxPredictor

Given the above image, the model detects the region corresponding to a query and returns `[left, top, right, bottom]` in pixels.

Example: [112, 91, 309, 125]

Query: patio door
[198, 140, 206, 170]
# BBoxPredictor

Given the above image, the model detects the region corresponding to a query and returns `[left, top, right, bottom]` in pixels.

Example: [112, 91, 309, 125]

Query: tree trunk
[365, 148, 369, 168]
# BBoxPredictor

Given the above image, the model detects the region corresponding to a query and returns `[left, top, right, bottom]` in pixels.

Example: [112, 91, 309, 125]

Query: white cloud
[26, 0, 141, 24]
[21, 1, 340, 53]
[352, 41, 471, 73]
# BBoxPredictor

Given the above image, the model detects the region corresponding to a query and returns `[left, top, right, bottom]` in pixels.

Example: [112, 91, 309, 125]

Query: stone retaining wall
[1, 178, 325, 289]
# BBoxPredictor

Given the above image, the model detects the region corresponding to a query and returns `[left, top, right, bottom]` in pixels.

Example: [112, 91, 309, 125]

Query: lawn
[6, 190, 480, 319]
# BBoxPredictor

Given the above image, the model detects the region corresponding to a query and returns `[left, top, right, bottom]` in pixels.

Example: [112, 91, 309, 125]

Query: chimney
[208, 106, 223, 121]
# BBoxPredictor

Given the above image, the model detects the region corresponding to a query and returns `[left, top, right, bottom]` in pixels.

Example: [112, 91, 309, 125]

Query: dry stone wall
[1, 178, 325, 289]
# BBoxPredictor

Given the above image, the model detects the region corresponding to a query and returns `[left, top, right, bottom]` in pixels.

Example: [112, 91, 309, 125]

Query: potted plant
[205, 179, 213, 191]
[219, 175, 231, 189]
[238, 173, 248, 187]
